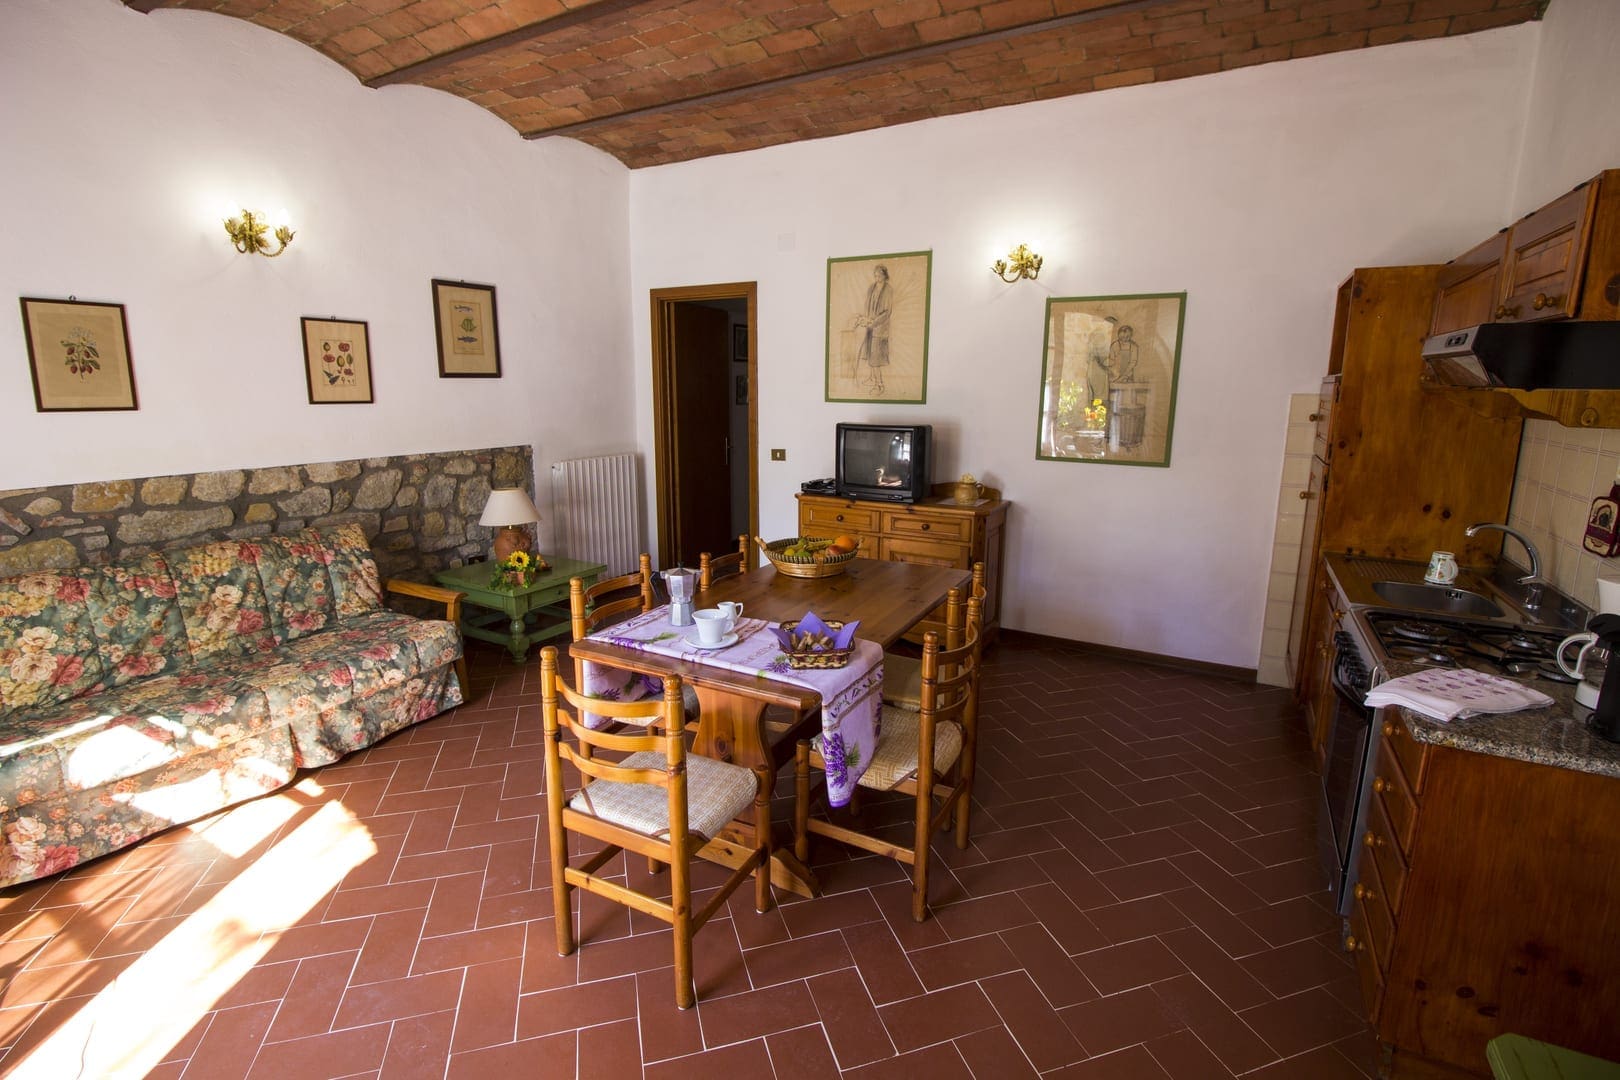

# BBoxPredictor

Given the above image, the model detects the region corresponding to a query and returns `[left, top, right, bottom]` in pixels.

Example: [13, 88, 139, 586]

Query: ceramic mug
[1424, 551, 1459, 585]
[693, 608, 733, 645]
[1558, 631, 1600, 679]
[717, 601, 745, 624]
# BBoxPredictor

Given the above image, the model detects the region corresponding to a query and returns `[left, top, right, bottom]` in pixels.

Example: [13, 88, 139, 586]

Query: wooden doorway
[650, 282, 757, 569]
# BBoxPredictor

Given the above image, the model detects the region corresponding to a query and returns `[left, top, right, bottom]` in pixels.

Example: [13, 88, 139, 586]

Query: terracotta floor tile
[741, 928, 853, 988]
[516, 974, 637, 1039]
[1144, 1030, 1237, 1078]
[448, 957, 521, 1053]
[778, 888, 881, 938]
[766, 1023, 840, 1080]
[1058, 984, 1183, 1058]
[265, 950, 360, 1042]
[643, 1037, 774, 1080]
[637, 967, 703, 1064]
[446, 1030, 576, 1079]
[877, 983, 1000, 1053]
[1238, 986, 1368, 1060]
[907, 931, 1020, 991]
[807, 967, 894, 1068]
[981, 969, 1088, 1070]
[1242, 1043, 1373, 1080]
[1083, 894, 1191, 945]
[1073, 936, 1187, 995]
[1239, 937, 1355, 998]
[933, 891, 1037, 939]
[577, 1017, 641, 1080]
[697, 978, 818, 1046]
[184, 1000, 280, 1080]
[1151, 972, 1278, 1073]
[380, 1009, 456, 1080]
[953, 1023, 1039, 1079]
[248, 1022, 392, 1080]
[1046, 1043, 1174, 1079]
[841, 1040, 972, 1079]
[411, 924, 524, 975]
[839, 919, 924, 1006]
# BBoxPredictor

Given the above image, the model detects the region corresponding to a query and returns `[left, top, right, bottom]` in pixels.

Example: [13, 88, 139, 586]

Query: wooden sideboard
[796, 485, 1008, 640]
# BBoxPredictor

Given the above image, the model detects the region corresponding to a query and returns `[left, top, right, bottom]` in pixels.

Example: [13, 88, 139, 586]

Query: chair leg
[754, 766, 774, 914]
[647, 856, 664, 875]
[955, 729, 978, 851]
[670, 852, 695, 1009]
[794, 740, 811, 863]
[547, 825, 575, 957]
[911, 775, 934, 923]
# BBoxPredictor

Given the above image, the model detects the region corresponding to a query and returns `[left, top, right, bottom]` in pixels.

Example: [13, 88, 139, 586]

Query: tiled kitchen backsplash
[1506, 419, 1620, 610]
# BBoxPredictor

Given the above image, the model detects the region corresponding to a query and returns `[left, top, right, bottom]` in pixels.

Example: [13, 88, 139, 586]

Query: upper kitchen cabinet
[1497, 178, 1601, 324]
[1429, 231, 1508, 336]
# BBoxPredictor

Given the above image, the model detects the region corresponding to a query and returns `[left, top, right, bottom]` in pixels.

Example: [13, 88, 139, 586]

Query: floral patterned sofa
[0, 524, 466, 888]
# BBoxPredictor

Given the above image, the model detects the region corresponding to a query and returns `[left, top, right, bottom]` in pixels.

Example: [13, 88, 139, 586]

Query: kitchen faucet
[1464, 521, 1543, 610]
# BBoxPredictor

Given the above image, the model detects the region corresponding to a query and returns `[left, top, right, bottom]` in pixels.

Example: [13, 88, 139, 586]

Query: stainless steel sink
[1370, 580, 1505, 618]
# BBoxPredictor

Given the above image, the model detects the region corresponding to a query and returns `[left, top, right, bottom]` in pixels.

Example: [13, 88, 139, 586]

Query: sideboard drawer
[879, 536, 971, 569]
[882, 511, 973, 544]
[1364, 794, 1409, 916]
[802, 503, 879, 535]
[1372, 738, 1419, 856]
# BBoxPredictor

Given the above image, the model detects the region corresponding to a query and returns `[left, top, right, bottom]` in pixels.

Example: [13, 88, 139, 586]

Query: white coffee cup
[693, 608, 732, 644]
[1424, 551, 1459, 585]
[718, 601, 744, 623]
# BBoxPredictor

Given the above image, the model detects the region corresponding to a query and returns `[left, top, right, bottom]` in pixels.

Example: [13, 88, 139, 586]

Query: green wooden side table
[434, 556, 607, 663]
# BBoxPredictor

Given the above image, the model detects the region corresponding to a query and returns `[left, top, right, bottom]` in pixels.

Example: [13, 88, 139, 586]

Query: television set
[835, 423, 932, 503]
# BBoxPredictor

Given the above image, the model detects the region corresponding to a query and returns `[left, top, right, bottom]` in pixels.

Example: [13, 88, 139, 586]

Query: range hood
[1422, 322, 1620, 389]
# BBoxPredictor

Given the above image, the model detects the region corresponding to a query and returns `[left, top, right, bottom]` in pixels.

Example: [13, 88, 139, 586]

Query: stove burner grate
[1387, 620, 1455, 644]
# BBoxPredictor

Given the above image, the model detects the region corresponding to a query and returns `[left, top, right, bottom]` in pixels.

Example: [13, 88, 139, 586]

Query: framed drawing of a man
[1036, 292, 1186, 467]
[825, 250, 930, 403]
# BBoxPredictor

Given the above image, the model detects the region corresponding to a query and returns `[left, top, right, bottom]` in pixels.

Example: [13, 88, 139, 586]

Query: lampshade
[479, 488, 541, 528]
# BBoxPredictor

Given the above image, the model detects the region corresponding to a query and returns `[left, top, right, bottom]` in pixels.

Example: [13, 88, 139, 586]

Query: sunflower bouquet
[488, 550, 539, 589]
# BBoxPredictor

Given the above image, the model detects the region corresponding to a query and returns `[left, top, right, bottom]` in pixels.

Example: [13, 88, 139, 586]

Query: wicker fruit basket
[779, 619, 854, 669]
[755, 535, 859, 579]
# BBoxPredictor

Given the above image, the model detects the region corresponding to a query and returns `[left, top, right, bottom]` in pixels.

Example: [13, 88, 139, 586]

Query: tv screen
[836, 423, 931, 503]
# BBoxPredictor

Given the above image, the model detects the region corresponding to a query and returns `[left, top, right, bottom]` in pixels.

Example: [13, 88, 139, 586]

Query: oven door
[1317, 628, 1376, 914]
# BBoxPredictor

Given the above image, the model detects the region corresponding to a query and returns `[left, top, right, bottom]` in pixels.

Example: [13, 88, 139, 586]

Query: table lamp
[479, 487, 547, 569]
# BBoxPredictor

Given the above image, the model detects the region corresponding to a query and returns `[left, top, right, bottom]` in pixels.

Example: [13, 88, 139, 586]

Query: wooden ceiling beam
[523, 0, 1176, 141]
[362, 0, 654, 89]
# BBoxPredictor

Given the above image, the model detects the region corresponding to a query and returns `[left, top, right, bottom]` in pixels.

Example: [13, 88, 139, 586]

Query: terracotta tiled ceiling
[125, 0, 1547, 168]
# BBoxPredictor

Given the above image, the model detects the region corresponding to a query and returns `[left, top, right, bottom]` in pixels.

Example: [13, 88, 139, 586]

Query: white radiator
[549, 453, 642, 577]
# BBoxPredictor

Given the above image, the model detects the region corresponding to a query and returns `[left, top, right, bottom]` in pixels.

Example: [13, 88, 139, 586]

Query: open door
[651, 283, 758, 569]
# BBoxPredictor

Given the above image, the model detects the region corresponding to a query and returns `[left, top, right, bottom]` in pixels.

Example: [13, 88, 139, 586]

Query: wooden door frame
[650, 282, 758, 566]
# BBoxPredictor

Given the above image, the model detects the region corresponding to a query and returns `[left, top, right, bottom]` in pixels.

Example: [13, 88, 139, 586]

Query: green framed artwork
[825, 249, 930, 403]
[1035, 292, 1186, 467]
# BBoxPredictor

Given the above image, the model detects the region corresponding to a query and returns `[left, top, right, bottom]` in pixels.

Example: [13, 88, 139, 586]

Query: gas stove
[1358, 610, 1575, 685]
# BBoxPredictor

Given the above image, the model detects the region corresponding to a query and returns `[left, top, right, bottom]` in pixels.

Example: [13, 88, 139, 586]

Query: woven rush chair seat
[569, 750, 757, 840]
[813, 705, 963, 792]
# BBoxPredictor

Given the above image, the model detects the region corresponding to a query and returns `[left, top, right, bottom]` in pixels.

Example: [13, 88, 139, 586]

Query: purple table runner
[582, 606, 883, 807]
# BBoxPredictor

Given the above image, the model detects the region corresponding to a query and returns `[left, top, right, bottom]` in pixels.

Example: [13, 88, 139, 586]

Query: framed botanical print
[431, 279, 501, 378]
[825, 250, 930, 404]
[1036, 292, 1186, 468]
[19, 296, 138, 412]
[300, 317, 374, 404]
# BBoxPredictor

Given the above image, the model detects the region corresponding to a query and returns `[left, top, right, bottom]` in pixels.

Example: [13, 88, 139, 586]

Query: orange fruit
[833, 534, 859, 552]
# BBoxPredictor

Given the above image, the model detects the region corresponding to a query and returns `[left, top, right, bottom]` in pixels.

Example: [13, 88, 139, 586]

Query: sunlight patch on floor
[8, 796, 374, 1079]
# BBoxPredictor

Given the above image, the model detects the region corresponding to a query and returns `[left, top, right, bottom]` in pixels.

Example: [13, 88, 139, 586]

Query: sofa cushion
[0, 570, 107, 721]
[85, 552, 191, 689]
[282, 610, 462, 698]
[168, 541, 278, 663]
[323, 524, 384, 618]
[0, 671, 277, 814]
[253, 531, 338, 643]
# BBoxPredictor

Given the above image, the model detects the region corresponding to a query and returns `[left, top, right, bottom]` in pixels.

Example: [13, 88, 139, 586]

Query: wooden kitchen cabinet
[1429, 231, 1508, 337]
[1348, 720, 1620, 1076]
[1288, 267, 1524, 698]
[797, 486, 1008, 639]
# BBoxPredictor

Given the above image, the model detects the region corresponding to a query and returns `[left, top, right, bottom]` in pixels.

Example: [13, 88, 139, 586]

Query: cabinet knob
[1299, 489, 1315, 500]
[836, 514, 844, 522]
[1345, 934, 1364, 953]
[1372, 777, 1388, 794]
[1363, 831, 1383, 849]
[1495, 303, 1521, 318]
[921, 523, 930, 531]
[1354, 883, 1376, 902]
[1308, 412, 1323, 422]
[1532, 292, 1563, 310]
[1382, 721, 1395, 737]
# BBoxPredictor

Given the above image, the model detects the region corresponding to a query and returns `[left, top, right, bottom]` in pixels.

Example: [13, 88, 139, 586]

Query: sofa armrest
[383, 579, 469, 692]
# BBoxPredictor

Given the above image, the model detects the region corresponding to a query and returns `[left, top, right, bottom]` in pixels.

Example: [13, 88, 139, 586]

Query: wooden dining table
[566, 557, 970, 898]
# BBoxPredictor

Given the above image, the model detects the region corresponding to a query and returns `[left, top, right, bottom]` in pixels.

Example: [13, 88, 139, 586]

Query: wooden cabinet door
[1429, 230, 1508, 335]
[1287, 457, 1327, 690]
[1498, 177, 1601, 323]
[1312, 377, 1339, 464]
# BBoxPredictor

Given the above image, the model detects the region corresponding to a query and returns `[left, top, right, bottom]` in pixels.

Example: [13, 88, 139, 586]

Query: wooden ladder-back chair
[794, 595, 984, 922]
[540, 647, 771, 1009]
[699, 535, 751, 591]
[882, 560, 985, 711]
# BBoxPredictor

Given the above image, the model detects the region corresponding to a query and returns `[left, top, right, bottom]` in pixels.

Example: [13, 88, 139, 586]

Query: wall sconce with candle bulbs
[992, 244, 1043, 283]
[223, 207, 295, 258]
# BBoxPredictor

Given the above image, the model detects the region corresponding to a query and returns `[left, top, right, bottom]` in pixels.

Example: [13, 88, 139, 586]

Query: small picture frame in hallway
[19, 296, 138, 412]
[432, 279, 502, 378]
[300, 316, 374, 404]
[825, 250, 930, 404]
[733, 324, 748, 362]
[735, 373, 748, 405]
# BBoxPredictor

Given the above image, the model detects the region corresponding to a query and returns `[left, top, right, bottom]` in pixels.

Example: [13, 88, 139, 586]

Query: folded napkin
[1363, 668, 1554, 722]
[771, 611, 860, 653]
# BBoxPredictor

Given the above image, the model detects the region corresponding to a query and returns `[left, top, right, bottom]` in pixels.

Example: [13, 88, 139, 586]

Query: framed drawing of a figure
[1036, 292, 1186, 467]
[825, 250, 930, 403]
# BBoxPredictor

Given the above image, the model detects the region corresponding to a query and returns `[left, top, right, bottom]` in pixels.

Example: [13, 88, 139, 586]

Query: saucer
[687, 631, 738, 651]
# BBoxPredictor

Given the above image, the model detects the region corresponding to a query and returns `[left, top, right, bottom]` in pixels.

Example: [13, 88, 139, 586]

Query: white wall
[0, 0, 633, 551]
[1510, 0, 1620, 215]
[627, 29, 1536, 668]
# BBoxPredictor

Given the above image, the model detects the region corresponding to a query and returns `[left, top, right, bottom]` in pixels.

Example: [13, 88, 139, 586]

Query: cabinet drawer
[1363, 793, 1409, 916]
[800, 503, 879, 534]
[1372, 738, 1419, 855]
[1354, 854, 1395, 976]
[882, 511, 973, 544]
[1346, 903, 1384, 1023]
[1381, 716, 1430, 794]
[879, 536, 971, 569]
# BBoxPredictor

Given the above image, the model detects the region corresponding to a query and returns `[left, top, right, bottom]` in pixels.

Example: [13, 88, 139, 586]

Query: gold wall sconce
[992, 244, 1043, 283]
[224, 208, 295, 257]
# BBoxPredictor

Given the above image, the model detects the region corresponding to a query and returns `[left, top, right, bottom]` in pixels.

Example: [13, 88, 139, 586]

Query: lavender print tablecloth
[582, 606, 883, 807]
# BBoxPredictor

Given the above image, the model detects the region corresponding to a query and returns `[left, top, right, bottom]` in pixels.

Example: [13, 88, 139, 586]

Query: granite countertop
[1323, 553, 1620, 780]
